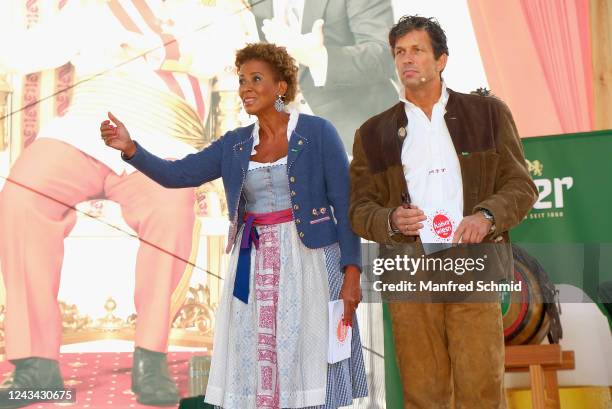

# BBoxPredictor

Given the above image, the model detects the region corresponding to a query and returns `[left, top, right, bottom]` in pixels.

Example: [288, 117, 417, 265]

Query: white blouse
[248, 109, 299, 171]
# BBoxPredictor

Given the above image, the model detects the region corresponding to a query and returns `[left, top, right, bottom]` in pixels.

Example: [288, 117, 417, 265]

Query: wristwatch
[387, 208, 401, 236]
[478, 208, 496, 232]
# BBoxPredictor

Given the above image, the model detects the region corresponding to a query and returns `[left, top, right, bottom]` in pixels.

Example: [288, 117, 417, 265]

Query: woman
[100, 43, 367, 409]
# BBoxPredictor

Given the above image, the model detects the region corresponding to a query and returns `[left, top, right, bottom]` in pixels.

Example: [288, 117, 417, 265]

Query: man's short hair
[389, 15, 449, 59]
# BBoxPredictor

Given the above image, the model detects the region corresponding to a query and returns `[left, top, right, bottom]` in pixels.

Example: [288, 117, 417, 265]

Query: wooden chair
[505, 344, 575, 409]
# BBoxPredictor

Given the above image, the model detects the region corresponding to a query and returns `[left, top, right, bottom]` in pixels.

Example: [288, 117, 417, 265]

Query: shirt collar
[399, 81, 449, 111]
[251, 109, 299, 155]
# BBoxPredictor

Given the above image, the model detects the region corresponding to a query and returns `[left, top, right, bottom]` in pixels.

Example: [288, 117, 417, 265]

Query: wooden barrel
[501, 258, 550, 345]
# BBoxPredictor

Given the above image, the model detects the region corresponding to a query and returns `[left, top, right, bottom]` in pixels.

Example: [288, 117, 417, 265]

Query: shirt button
[296, 219, 301, 224]
[290, 191, 296, 196]
[293, 204, 299, 210]
[299, 232, 304, 238]
[290, 176, 295, 183]
[298, 140, 304, 145]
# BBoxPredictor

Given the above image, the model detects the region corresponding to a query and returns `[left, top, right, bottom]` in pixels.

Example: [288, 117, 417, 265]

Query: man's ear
[436, 53, 448, 74]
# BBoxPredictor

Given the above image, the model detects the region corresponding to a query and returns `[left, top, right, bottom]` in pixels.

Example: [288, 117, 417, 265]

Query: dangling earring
[274, 94, 285, 112]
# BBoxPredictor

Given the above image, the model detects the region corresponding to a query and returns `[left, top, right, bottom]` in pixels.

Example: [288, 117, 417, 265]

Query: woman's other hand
[100, 111, 136, 158]
[339, 265, 362, 327]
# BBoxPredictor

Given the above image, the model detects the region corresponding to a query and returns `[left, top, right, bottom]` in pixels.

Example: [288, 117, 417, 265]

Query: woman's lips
[243, 97, 256, 106]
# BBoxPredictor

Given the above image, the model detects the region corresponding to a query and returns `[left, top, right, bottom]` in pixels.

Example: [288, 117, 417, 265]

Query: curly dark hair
[389, 15, 449, 59]
[235, 43, 299, 103]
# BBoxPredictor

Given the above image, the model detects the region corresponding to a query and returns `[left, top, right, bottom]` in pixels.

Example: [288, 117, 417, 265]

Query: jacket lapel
[390, 102, 407, 165]
[297, 0, 328, 82]
[376, 102, 410, 204]
[445, 89, 478, 214]
[248, 0, 273, 21]
[444, 89, 468, 155]
[301, 0, 328, 34]
[248, 0, 272, 41]
[287, 129, 308, 171]
[232, 125, 255, 175]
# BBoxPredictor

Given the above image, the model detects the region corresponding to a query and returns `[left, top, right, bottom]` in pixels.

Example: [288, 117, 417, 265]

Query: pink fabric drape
[468, 0, 593, 137]
[520, 0, 593, 133]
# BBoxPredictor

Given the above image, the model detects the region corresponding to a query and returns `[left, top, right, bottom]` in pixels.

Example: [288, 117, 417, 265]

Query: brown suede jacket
[349, 89, 537, 249]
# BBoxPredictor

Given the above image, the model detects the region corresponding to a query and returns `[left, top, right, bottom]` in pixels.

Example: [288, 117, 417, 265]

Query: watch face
[480, 209, 493, 220]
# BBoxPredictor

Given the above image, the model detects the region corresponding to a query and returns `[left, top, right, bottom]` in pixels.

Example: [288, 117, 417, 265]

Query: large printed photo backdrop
[0, 1, 610, 408]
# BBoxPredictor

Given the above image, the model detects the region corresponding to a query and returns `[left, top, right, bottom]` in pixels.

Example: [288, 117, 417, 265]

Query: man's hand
[390, 204, 426, 236]
[452, 212, 492, 244]
[339, 265, 361, 327]
[261, 19, 325, 68]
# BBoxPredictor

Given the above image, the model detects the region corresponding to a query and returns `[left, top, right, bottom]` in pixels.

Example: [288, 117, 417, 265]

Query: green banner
[384, 130, 612, 408]
[512, 130, 612, 302]
[512, 130, 612, 244]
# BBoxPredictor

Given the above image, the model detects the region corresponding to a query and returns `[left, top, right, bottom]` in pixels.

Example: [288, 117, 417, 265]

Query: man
[249, 0, 398, 150]
[0, 1, 251, 407]
[349, 15, 538, 409]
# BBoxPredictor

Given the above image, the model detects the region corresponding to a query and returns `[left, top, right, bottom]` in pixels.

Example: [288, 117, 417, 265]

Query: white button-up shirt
[400, 83, 464, 217]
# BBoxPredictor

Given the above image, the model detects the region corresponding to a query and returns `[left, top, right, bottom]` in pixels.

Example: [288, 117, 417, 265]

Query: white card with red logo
[419, 208, 463, 255]
[328, 300, 352, 364]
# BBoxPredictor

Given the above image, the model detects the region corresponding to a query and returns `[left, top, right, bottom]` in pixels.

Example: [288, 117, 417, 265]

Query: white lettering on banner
[533, 177, 573, 210]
